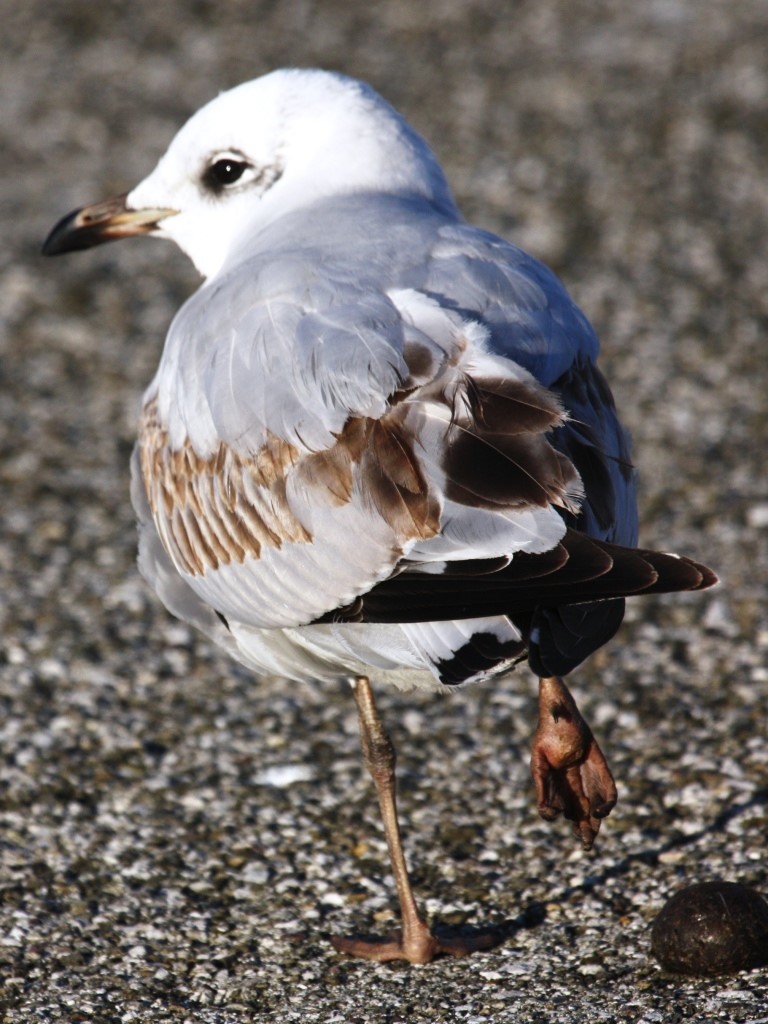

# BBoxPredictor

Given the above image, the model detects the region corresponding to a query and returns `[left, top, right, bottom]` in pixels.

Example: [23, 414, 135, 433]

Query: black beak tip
[41, 209, 92, 256]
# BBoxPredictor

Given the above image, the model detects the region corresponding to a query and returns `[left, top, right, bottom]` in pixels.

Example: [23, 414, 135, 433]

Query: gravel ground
[2, 1, 767, 1021]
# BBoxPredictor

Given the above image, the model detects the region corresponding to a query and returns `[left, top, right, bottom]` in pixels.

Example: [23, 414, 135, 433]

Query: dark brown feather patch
[442, 375, 580, 511]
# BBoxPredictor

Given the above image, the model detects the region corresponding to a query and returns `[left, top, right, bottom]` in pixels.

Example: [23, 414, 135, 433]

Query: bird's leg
[331, 677, 499, 963]
[530, 675, 617, 849]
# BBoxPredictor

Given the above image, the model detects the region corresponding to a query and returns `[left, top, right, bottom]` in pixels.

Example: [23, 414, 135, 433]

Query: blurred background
[1, 2, 767, 1021]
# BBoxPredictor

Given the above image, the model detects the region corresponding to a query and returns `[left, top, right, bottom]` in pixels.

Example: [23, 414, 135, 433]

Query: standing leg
[331, 677, 499, 963]
[530, 676, 617, 849]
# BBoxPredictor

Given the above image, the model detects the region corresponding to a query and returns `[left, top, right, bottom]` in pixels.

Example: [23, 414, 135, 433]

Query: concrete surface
[1, 1, 767, 1021]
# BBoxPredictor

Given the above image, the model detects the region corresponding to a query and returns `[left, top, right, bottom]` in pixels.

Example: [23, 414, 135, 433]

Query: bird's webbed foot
[530, 675, 617, 849]
[332, 921, 500, 964]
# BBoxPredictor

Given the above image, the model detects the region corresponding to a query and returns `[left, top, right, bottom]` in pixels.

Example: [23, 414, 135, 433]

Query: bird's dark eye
[202, 154, 252, 194]
[210, 158, 248, 185]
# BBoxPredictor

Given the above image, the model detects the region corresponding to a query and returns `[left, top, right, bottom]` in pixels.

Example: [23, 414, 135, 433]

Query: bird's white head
[43, 70, 457, 280]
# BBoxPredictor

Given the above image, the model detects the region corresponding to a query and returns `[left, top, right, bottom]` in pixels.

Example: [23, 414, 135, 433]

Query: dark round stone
[651, 881, 768, 975]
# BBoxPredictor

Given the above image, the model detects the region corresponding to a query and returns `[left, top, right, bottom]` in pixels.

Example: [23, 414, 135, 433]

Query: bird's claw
[531, 676, 617, 849]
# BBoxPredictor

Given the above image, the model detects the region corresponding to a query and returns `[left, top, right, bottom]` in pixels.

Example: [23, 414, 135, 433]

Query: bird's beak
[41, 194, 178, 256]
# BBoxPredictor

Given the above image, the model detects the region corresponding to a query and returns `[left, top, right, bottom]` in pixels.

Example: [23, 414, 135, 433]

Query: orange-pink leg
[331, 677, 500, 963]
[530, 676, 617, 849]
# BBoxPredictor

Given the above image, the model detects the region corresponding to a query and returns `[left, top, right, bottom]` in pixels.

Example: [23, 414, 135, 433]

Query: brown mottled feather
[139, 399, 311, 575]
[139, 398, 440, 578]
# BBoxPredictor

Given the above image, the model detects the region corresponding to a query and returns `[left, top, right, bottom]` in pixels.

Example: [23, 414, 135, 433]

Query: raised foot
[331, 922, 501, 964]
[531, 676, 617, 850]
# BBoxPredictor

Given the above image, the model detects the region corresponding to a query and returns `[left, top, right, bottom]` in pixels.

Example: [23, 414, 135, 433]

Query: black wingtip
[692, 562, 719, 591]
[636, 549, 719, 595]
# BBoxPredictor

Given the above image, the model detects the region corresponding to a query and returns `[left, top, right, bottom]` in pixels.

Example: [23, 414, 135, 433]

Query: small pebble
[651, 881, 768, 975]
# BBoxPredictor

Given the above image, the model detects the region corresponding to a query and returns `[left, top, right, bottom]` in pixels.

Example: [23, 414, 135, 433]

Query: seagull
[43, 68, 717, 964]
